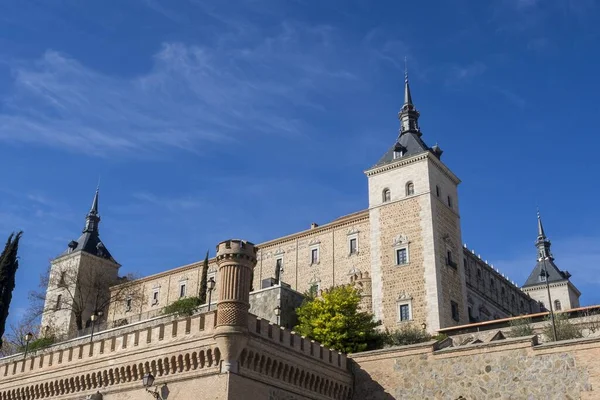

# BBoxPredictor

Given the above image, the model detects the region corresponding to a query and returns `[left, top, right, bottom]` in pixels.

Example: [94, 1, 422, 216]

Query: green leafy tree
[0, 231, 23, 348]
[294, 285, 381, 353]
[199, 251, 209, 303]
[162, 297, 201, 317]
[507, 317, 534, 338]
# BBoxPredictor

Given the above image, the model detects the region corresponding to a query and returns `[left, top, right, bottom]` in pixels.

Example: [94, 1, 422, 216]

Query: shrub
[383, 325, 431, 347]
[507, 317, 534, 338]
[543, 313, 582, 342]
[162, 297, 202, 317]
[19, 336, 55, 352]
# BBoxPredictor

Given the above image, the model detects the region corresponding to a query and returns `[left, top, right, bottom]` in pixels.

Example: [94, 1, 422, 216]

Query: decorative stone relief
[392, 234, 409, 247]
[397, 291, 412, 301]
[347, 227, 359, 236]
[308, 238, 321, 246]
[274, 247, 285, 256]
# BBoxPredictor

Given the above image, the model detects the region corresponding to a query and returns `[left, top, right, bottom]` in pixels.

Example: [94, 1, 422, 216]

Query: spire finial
[404, 56, 408, 83]
[537, 208, 546, 238]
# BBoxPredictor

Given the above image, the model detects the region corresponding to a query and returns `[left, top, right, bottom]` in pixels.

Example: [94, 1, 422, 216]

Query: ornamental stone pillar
[213, 239, 257, 373]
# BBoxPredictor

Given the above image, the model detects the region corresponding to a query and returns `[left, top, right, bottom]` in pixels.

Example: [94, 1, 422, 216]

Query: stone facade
[351, 336, 600, 399]
[463, 248, 538, 323]
[42, 251, 120, 338]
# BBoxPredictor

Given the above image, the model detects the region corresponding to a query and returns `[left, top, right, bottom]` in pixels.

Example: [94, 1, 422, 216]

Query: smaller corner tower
[41, 188, 120, 338]
[522, 212, 580, 311]
[213, 239, 258, 373]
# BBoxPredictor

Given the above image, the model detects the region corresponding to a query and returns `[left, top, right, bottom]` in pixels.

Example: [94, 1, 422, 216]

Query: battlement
[216, 239, 258, 262]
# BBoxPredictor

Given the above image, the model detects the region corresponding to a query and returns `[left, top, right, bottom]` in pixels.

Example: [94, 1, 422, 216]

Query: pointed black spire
[398, 65, 421, 136]
[535, 210, 553, 261]
[83, 187, 101, 233]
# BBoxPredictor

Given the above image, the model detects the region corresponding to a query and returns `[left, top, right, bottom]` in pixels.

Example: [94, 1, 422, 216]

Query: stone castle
[41, 72, 580, 338]
[0, 74, 591, 400]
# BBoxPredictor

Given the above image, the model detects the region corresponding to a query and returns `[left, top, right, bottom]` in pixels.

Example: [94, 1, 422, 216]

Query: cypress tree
[0, 231, 23, 347]
[198, 251, 209, 303]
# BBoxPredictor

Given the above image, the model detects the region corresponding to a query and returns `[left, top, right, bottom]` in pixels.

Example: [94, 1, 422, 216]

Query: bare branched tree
[28, 263, 142, 336]
[0, 320, 39, 357]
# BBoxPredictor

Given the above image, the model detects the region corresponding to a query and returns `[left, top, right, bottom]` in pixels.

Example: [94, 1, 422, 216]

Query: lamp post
[23, 332, 33, 359]
[540, 259, 557, 341]
[207, 277, 216, 311]
[90, 310, 104, 343]
[274, 305, 281, 326]
[142, 373, 162, 399]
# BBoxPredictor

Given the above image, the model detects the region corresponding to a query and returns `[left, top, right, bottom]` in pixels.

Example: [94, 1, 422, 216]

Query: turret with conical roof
[60, 187, 116, 263]
[522, 211, 580, 311]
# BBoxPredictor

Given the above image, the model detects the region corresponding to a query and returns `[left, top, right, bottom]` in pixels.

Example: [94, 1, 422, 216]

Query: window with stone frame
[55, 294, 62, 310]
[349, 237, 358, 255]
[398, 303, 411, 322]
[451, 300, 459, 322]
[446, 249, 457, 268]
[554, 300, 562, 311]
[179, 282, 187, 298]
[152, 289, 160, 306]
[405, 181, 414, 196]
[125, 297, 132, 312]
[311, 248, 319, 264]
[382, 188, 391, 203]
[396, 247, 408, 265]
[396, 293, 413, 322]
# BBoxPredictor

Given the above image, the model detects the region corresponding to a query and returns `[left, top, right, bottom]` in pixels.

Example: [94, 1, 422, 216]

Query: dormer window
[382, 189, 391, 203]
[406, 182, 414, 196]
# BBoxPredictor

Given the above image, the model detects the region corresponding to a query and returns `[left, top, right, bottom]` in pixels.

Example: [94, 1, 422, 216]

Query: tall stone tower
[41, 188, 120, 338]
[213, 239, 258, 373]
[522, 212, 580, 311]
[365, 72, 467, 332]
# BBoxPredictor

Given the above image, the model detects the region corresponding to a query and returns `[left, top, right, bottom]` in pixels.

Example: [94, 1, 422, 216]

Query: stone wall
[351, 335, 600, 399]
[0, 309, 351, 400]
[249, 284, 305, 329]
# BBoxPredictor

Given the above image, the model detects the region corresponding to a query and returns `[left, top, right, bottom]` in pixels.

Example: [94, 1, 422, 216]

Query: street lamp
[23, 332, 33, 359]
[90, 310, 104, 343]
[207, 277, 216, 311]
[540, 259, 557, 341]
[142, 373, 161, 399]
[421, 322, 427, 331]
[274, 305, 281, 325]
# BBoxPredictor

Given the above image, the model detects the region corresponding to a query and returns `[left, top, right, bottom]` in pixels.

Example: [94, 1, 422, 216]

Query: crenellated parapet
[350, 271, 373, 313]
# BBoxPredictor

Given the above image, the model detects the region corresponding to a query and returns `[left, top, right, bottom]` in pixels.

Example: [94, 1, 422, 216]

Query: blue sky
[1, 0, 599, 327]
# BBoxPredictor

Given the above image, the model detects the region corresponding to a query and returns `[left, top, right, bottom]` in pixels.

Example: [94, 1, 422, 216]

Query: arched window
[554, 300, 562, 311]
[382, 189, 391, 203]
[55, 294, 62, 310]
[405, 182, 414, 196]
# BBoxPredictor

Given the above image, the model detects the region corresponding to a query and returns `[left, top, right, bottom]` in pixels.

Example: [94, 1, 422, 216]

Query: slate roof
[522, 257, 570, 288]
[59, 189, 117, 264]
[372, 131, 433, 168]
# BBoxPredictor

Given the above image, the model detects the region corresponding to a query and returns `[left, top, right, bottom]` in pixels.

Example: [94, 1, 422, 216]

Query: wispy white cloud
[0, 20, 366, 157]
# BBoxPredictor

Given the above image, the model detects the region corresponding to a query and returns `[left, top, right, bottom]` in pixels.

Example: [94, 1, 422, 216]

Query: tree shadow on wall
[350, 362, 395, 400]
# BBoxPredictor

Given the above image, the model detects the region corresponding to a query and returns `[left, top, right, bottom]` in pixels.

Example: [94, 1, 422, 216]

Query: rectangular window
[436, 185, 440, 197]
[399, 304, 410, 321]
[447, 196, 453, 208]
[446, 250, 457, 268]
[349, 238, 357, 254]
[311, 248, 319, 264]
[125, 298, 132, 312]
[396, 248, 408, 265]
[179, 283, 186, 298]
[451, 301, 459, 322]
[152, 290, 159, 305]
